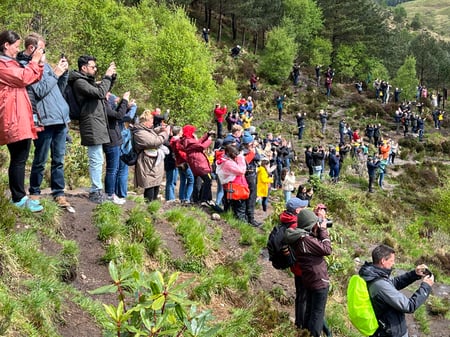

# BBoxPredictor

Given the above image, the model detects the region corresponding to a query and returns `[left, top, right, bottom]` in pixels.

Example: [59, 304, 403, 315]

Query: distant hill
[401, 0, 450, 40]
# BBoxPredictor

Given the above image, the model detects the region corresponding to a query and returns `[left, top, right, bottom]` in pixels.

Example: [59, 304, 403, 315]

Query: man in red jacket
[214, 103, 227, 138]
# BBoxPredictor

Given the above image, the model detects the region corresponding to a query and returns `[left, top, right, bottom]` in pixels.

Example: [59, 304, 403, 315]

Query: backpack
[120, 134, 139, 166]
[267, 224, 296, 270]
[64, 81, 81, 120]
[347, 275, 379, 336]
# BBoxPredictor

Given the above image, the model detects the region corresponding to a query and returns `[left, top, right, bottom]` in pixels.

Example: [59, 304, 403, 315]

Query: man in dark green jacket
[68, 55, 116, 203]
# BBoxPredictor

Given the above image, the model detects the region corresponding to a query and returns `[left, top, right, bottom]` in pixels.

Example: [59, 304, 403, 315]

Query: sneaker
[106, 194, 126, 205]
[55, 196, 76, 213]
[13, 196, 43, 213]
[89, 191, 105, 204]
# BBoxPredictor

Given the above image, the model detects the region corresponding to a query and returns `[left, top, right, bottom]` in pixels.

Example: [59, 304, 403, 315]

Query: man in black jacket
[359, 244, 433, 337]
[68, 55, 116, 203]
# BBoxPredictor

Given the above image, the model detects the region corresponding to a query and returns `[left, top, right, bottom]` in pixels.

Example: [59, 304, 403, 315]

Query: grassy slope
[401, 0, 450, 40]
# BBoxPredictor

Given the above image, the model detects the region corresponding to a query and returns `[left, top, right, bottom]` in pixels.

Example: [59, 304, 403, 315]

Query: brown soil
[49, 187, 450, 337]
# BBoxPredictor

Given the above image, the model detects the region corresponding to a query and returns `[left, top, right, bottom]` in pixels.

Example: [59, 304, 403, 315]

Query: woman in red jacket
[0, 30, 44, 212]
[181, 125, 214, 205]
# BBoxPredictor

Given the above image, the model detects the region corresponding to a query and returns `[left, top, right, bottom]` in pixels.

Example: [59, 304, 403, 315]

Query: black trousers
[144, 186, 160, 202]
[245, 173, 257, 223]
[7, 139, 31, 202]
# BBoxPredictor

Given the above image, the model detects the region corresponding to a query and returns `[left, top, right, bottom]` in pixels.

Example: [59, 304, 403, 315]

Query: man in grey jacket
[359, 244, 434, 337]
[17, 33, 74, 212]
[68, 55, 116, 203]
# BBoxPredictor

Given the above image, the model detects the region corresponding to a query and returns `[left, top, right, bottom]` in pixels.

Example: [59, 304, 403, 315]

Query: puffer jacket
[68, 70, 112, 146]
[0, 55, 43, 145]
[133, 124, 169, 189]
[359, 262, 431, 337]
[181, 133, 212, 177]
[284, 226, 331, 290]
[16, 53, 71, 127]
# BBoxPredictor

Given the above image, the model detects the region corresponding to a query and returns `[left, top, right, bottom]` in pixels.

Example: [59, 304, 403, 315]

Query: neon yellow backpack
[347, 275, 379, 336]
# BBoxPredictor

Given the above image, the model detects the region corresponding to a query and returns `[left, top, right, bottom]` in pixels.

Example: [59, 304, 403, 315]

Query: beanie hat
[242, 131, 254, 144]
[182, 125, 196, 138]
[286, 198, 308, 213]
[297, 209, 318, 232]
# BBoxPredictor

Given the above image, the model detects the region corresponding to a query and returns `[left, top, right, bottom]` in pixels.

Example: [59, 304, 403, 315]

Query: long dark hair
[0, 30, 20, 54]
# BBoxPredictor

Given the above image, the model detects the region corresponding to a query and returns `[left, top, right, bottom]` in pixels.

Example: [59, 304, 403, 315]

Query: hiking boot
[106, 194, 126, 205]
[250, 220, 262, 228]
[89, 191, 105, 204]
[13, 196, 43, 213]
[55, 196, 76, 213]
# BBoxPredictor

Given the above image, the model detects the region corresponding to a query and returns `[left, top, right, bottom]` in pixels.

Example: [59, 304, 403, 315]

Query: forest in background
[1, 0, 450, 126]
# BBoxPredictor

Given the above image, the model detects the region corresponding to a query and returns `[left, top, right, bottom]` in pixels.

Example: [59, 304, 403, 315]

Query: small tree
[393, 55, 417, 101]
[90, 262, 219, 337]
[259, 26, 297, 85]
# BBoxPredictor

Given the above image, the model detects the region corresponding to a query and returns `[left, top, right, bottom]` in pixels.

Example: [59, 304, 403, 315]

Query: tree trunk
[241, 27, 246, 48]
[204, 1, 208, 26]
[217, 0, 223, 42]
[253, 31, 258, 54]
[232, 13, 237, 41]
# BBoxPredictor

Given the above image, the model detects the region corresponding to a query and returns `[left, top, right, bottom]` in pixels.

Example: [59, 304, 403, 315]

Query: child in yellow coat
[257, 158, 274, 212]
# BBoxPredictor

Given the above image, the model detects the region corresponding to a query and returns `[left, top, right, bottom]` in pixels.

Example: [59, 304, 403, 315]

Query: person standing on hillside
[0, 30, 44, 212]
[16, 33, 75, 213]
[284, 209, 332, 337]
[69, 55, 116, 204]
[296, 112, 306, 140]
[319, 109, 328, 134]
[133, 110, 170, 202]
[214, 103, 227, 139]
[275, 94, 286, 121]
[359, 244, 433, 337]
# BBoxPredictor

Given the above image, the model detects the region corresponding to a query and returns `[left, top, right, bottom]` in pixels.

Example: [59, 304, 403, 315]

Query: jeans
[29, 124, 67, 197]
[261, 196, 268, 212]
[88, 144, 104, 193]
[115, 159, 129, 198]
[313, 165, 322, 178]
[165, 168, 178, 201]
[283, 190, 292, 202]
[304, 287, 329, 337]
[7, 139, 31, 202]
[103, 145, 120, 196]
[216, 176, 224, 205]
[216, 121, 223, 139]
[229, 199, 247, 221]
[179, 166, 194, 202]
[378, 171, 385, 187]
[298, 126, 304, 140]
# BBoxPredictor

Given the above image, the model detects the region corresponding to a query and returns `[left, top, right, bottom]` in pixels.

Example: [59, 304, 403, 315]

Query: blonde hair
[139, 109, 154, 124]
[231, 124, 243, 133]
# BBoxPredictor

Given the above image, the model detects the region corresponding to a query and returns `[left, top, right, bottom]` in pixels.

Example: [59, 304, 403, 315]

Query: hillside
[401, 0, 450, 40]
[2, 72, 450, 336]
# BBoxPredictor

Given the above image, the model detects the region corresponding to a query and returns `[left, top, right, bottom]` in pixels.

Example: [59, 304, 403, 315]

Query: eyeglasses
[86, 65, 97, 69]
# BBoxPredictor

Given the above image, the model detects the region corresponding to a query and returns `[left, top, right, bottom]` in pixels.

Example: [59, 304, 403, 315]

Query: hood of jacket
[284, 227, 310, 245]
[359, 261, 391, 282]
[279, 211, 297, 227]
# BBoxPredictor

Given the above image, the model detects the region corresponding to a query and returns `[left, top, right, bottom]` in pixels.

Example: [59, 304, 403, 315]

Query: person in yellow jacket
[257, 158, 274, 212]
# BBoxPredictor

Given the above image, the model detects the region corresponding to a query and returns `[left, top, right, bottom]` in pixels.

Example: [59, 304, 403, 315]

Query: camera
[319, 218, 333, 228]
[423, 268, 432, 277]
[61, 53, 65, 59]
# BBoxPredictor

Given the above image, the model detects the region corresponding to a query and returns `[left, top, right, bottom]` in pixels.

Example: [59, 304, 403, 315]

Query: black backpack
[267, 223, 296, 270]
[64, 80, 81, 120]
